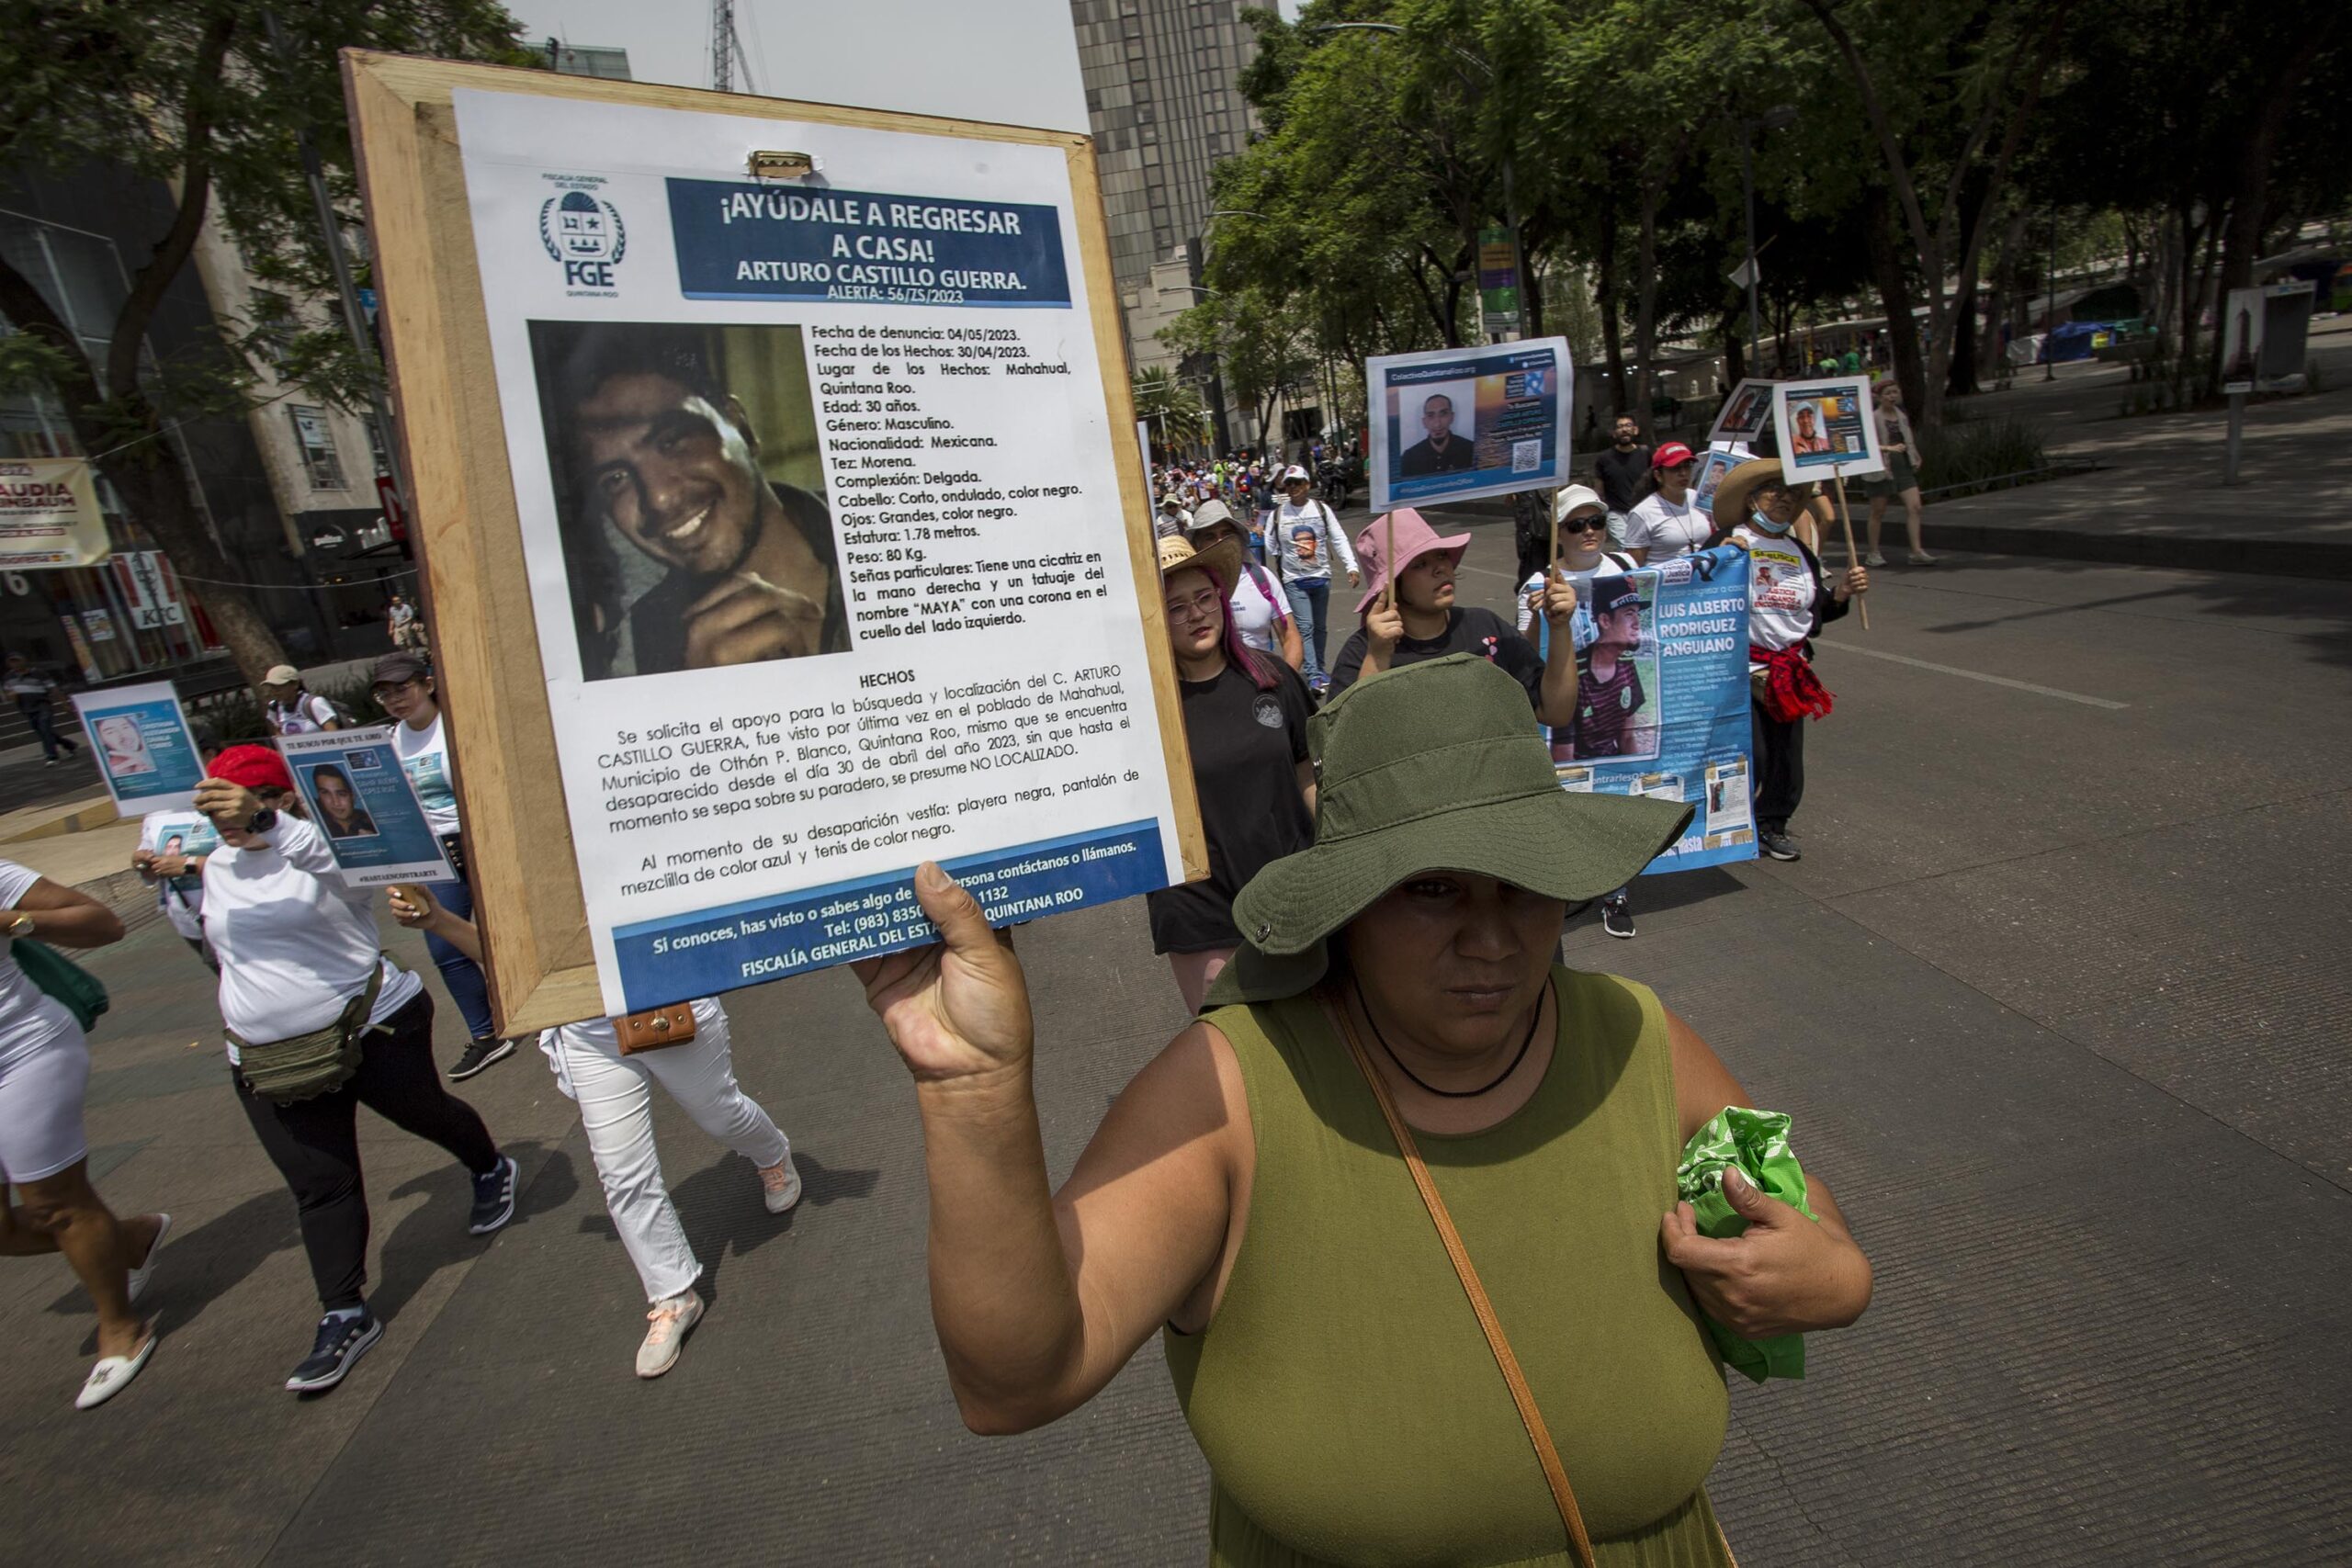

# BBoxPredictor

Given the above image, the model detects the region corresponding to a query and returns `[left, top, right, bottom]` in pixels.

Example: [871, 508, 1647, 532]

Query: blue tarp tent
[2044, 321, 2120, 363]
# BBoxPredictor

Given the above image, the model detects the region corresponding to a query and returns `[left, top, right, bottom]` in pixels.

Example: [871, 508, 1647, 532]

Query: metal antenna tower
[711, 0, 736, 92]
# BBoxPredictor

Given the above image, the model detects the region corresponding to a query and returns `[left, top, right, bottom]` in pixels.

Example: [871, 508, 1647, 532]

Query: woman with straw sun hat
[1146, 531, 1317, 1012]
[1705, 457, 1870, 863]
[854, 654, 1873, 1566]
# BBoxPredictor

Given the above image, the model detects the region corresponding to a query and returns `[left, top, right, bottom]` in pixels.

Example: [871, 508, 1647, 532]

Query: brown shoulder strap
[1318, 990, 1596, 1568]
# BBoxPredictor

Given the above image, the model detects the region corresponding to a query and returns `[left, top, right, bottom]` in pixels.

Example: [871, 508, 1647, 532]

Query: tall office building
[542, 40, 633, 80]
[1070, 1, 1261, 309]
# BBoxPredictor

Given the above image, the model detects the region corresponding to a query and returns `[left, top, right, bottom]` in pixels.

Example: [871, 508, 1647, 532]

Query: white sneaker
[127, 1213, 172, 1306]
[636, 1292, 703, 1379]
[1863, 551, 1888, 567]
[759, 1156, 802, 1215]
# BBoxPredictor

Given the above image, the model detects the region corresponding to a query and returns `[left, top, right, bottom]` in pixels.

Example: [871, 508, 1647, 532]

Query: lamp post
[1311, 22, 1520, 342]
[2044, 208, 2059, 382]
[1735, 105, 1797, 378]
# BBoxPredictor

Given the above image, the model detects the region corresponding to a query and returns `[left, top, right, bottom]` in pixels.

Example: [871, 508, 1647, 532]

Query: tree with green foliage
[1130, 367, 1212, 459]
[0, 1, 530, 682]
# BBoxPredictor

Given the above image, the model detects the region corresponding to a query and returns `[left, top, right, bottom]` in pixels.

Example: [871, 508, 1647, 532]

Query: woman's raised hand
[854, 863, 1035, 1085]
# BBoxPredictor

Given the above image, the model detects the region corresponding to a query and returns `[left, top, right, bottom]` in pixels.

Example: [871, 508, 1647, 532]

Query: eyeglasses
[1165, 589, 1224, 625]
[1564, 514, 1610, 533]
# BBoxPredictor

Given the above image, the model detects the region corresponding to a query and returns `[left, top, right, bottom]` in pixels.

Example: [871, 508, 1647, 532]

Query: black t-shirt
[1329, 606, 1544, 711]
[1146, 659, 1315, 954]
[1594, 446, 1652, 513]
[1399, 434, 1476, 476]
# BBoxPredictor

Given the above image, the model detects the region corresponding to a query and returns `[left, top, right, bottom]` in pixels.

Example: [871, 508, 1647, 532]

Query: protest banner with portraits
[1365, 338, 1575, 513]
[345, 53, 1202, 1028]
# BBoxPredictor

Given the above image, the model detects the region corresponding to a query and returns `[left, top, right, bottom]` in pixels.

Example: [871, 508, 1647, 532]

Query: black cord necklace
[1354, 977, 1547, 1100]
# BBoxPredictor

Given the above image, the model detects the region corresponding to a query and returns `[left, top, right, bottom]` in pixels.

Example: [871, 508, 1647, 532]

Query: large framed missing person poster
[1365, 338, 1574, 513]
[344, 53, 1202, 1029]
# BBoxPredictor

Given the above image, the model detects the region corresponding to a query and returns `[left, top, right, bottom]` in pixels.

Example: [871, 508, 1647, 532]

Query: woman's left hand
[1838, 564, 1870, 601]
[1661, 1167, 1873, 1337]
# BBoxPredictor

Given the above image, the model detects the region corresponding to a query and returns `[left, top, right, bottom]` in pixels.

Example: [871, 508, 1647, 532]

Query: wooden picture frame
[342, 51, 1204, 1032]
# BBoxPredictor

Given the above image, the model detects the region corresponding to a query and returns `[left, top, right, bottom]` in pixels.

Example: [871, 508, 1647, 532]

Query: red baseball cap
[1652, 442, 1696, 470]
[209, 744, 295, 795]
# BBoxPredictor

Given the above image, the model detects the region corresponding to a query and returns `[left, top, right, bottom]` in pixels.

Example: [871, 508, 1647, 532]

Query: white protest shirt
[140, 808, 221, 942]
[1624, 492, 1709, 559]
[1228, 562, 1291, 654]
[1272, 498, 1359, 582]
[394, 710, 462, 838]
[1732, 523, 1821, 652]
[201, 814, 420, 1051]
[0, 858, 77, 1071]
[268, 692, 339, 735]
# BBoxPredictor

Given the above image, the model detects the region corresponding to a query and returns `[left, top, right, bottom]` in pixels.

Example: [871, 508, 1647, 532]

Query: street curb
[1918, 520, 2352, 580]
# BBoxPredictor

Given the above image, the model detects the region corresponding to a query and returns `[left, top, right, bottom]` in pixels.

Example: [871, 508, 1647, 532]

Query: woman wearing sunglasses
[1519, 486, 1643, 940]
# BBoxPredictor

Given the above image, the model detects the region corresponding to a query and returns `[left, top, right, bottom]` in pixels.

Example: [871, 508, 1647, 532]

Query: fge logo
[539, 189, 627, 288]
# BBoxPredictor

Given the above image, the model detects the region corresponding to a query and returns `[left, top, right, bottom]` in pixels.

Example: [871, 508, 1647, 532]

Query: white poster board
[447, 85, 1187, 1016]
[1707, 378, 1776, 448]
[1366, 337, 1574, 513]
[1770, 376, 1884, 481]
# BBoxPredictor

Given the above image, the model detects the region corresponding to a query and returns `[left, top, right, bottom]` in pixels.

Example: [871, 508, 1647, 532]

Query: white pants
[545, 1006, 789, 1302]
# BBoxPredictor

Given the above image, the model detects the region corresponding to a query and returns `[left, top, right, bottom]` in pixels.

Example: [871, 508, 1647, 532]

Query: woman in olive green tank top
[856, 656, 1873, 1566]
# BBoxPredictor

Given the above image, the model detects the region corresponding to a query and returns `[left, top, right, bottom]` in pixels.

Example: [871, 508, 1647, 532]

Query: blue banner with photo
[666, 179, 1071, 309]
[277, 727, 455, 889]
[612, 818, 1166, 1010]
[1540, 546, 1758, 874]
[73, 682, 203, 810]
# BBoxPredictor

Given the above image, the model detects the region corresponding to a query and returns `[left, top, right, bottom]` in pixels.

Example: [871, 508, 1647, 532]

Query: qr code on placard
[1511, 439, 1541, 472]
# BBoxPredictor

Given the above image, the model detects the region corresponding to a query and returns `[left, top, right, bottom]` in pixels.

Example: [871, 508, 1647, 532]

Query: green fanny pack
[232, 964, 384, 1104]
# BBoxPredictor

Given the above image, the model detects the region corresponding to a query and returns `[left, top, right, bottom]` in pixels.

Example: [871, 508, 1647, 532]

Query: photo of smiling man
[529, 321, 851, 681]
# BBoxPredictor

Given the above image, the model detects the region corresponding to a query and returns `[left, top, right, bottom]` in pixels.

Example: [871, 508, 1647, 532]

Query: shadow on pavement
[46, 1187, 301, 1351]
[571, 1148, 881, 1306]
[375, 1142, 574, 1325]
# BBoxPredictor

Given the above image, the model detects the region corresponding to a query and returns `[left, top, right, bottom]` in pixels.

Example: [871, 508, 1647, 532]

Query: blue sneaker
[468, 1154, 518, 1235]
[287, 1310, 381, 1393]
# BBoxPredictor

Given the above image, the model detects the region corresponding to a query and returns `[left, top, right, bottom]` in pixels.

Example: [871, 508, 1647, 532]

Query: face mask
[1749, 508, 1793, 536]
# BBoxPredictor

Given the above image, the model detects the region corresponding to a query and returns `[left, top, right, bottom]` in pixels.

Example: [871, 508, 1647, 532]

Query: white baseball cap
[1553, 484, 1607, 525]
[1282, 464, 1311, 483]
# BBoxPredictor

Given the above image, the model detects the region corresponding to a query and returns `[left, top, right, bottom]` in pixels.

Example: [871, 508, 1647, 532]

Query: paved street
[4, 515, 2347, 1564]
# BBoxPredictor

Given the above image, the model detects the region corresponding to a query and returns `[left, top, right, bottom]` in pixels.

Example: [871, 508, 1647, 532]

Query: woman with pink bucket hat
[1329, 509, 1581, 731]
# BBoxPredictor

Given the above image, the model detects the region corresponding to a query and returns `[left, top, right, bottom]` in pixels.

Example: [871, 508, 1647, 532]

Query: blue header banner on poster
[1541, 546, 1757, 875]
[71, 682, 203, 811]
[277, 727, 456, 889]
[611, 818, 1165, 1010]
[667, 180, 1072, 309]
[1366, 336, 1574, 513]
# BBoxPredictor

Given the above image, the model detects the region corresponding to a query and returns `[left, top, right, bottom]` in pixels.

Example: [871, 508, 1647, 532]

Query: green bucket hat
[1207, 654, 1692, 1005]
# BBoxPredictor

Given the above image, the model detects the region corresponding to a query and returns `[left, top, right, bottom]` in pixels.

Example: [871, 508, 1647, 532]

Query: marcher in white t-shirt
[0, 855, 165, 1409]
[135, 808, 222, 971]
[195, 745, 515, 1396]
[1267, 468, 1361, 691]
[1623, 443, 1707, 563]
[1705, 459, 1868, 865]
[1188, 502, 1303, 671]
[370, 651, 507, 1079]
[389, 886, 798, 1382]
[261, 665, 342, 736]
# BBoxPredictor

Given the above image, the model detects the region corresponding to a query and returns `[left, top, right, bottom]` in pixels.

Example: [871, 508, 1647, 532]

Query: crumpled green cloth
[1676, 1106, 1820, 1383]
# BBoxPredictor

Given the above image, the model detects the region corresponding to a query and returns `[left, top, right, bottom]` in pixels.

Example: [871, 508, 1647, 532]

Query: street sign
[117, 549, 187, 630]
[1477, 225, 1521, 340]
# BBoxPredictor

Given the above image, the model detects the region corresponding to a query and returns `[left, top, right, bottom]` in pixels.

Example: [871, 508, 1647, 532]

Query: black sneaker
[1759, 829, 1802, 862]
[448, 1035, 515, 1081]
[469, 1154, 518, 1235]
[1600, 896, 1636, 940]
[287, 1310, 382, 1393]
